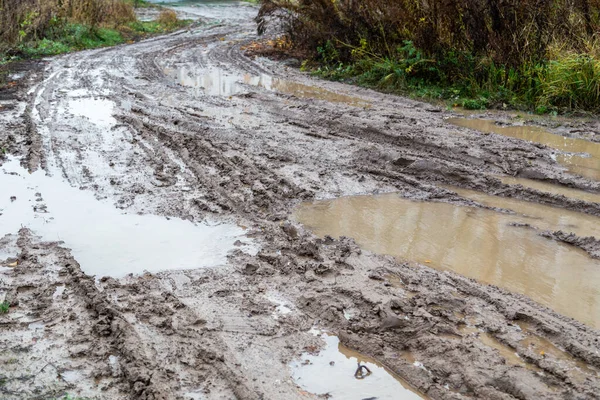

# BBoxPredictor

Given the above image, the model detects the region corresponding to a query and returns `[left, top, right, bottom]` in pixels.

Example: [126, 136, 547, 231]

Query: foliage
[0, 0, 191, 64]
[156, 9, 179, 29]
[0, 301, 9, 314]
[258, 0, 600, 112]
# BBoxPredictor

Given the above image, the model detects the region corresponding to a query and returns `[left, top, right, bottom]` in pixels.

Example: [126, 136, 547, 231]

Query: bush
[157, 9, 179, 29]
[257, 0, 600, 111]
[0, 0, 136, 47]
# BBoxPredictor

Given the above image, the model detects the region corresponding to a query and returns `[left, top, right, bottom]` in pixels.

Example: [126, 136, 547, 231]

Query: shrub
[257, 0, 600, 111]
[157, 9, 179, 29]
[0, 0, 136, 47]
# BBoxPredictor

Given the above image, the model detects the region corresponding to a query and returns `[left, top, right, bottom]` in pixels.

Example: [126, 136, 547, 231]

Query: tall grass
[0, 0, 137, 48]
[257, 0, 600, 112]
[0, 0, 190, 64]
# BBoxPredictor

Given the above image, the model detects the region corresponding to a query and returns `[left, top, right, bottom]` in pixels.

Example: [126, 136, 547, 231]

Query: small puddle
[291, 332, 424, 399]
[448, 118, 600, 180]
[67, 98, 116, 127]
[265, 292, 292, 319]
[163, 66, 369, 107]
[497, 175, 600, 204]
[515, 321, 598, 381]
[0, 158, 253, 278]
[294, 193, 600, 328]
[457, 326, 537, 370]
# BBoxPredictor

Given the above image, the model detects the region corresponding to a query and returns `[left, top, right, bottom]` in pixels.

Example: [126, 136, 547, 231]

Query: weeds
[258, 0, 600, 112]
[0, 0, 191, 64]
[0, 301, 9, 314]
[156, 10, 180, 29]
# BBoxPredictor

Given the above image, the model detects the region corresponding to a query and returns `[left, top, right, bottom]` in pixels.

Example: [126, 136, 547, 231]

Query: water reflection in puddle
[497, 175, 600, 204]
[163, 66, 370, 107]
[0, 158, 253, 278]
[67, 98, 116, 126]
[294, 193, 600, 328]
[291, 332, 424, 399]
[447, 186, 600, 238]
[448, 118, 600, 180]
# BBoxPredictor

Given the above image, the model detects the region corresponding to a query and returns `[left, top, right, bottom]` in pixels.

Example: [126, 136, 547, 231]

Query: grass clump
[0, 0, 191, 68]
[257, 0, 600, 113]
[0, 301, 9, 314]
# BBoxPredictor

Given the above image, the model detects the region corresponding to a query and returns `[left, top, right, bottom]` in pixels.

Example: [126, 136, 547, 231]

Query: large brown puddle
[290, 332, 424, 399]
[448, 118, 600, 180]
[294, 192, 600, 328]
[163, 66, 369, 107]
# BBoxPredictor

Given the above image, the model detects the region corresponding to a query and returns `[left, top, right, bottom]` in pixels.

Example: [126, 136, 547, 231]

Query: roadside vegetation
[0, 0, 190, 84]
[257, 0, 600, 113]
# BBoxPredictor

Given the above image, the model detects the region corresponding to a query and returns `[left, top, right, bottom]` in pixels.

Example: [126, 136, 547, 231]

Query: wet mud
[1, 0, 600, 399]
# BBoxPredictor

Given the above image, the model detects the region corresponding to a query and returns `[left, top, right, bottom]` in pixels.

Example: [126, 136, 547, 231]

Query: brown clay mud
[294, 192, 600, 328]
[448, 117, 600, 180]
[1, 0, 600, 398]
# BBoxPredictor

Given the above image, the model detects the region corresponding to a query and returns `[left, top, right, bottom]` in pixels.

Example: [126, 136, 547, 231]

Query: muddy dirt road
[2, 1, 600, 399]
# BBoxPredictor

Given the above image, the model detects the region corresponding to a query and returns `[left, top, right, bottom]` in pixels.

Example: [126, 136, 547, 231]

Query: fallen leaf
[7, 261, 17, 268]
[424, 260, 432, 263]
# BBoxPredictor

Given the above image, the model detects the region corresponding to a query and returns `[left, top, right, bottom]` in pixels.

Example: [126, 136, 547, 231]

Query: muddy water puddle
[0, 158, 254, 277]
[455, 325, 536, 370]
[294, 193, 600, 328]
[291, 332, 424, 399]
[448, 118, 600, 180]
[163, 66, 369, 107]
[515, 321, 599, 381]
[497, 175, 600, 204]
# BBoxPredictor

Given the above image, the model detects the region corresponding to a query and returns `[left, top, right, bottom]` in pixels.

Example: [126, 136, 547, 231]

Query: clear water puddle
[448, 118, 600, 181]
[291, 332, 424, 399]
[163, 66, 370, 107]
[67, 98, 116, 127]
[294, 192, 600, 328]
[0, 158, 253, 278]
[497, 175, 600, 204]
[265, 292, 292, 319]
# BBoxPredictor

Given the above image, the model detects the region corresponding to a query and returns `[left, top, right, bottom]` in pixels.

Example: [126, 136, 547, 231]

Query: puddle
[291, 332, 424, 399]
[497, 175, 600, 204]
[0, 157, 254, 278]
[294, 193, 600, 328]
[385, 274, 417, 298]
[457, 326, 536, 370]
[67, 98, 116, 126]
[163, 67, 369, 107]
[515, 321, 598, 380]
[447, 185, 600, 238]
[265, 292, 292, 319]
[448, 118, 600, 180]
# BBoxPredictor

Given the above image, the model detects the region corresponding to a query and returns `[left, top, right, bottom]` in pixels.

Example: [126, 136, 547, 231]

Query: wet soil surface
[1, 1, 600, 399]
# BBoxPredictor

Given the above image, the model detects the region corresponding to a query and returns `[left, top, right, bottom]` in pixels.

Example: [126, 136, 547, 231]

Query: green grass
[1, 15, 192, 70]
[307, 41, 600, 114]
[0, 301, 9, 314]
